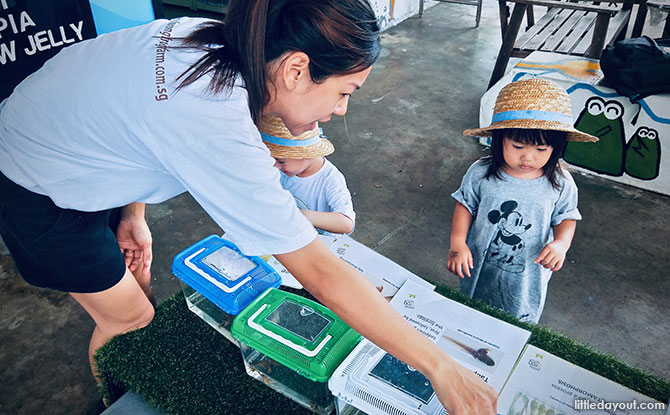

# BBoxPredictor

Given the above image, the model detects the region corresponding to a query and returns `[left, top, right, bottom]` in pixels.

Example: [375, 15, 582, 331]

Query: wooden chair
[488, 0, 647, 88]
[419, 0, 485, 27]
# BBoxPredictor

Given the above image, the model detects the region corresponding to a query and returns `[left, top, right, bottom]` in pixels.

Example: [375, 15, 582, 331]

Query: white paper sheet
[329, 280, 532, 415]
[389, 280, 531, 393]
[328, 235, 433, 297]
[498, 344, 666, 415]
[263, 235, 433, 295]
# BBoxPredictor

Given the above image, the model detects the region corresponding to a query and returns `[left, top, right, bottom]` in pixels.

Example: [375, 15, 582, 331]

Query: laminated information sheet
[329, 279, 531, 415]
[388, 280, 531, 393]
[326, 235, 434, 298]
[264, 235, 434, 296]
[498, 344, 666, 415]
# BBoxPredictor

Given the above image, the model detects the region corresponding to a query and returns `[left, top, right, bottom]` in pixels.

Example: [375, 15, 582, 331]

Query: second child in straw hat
[260, 115, 355, 236]
[446, 78, 598, 323]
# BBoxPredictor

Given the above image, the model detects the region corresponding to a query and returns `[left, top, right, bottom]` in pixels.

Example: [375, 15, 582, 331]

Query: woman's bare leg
[70, 267, 155, 380]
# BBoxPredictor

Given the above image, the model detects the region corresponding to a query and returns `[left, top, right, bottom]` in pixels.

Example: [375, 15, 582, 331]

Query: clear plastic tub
[232, 288, 362, 415]
[334, 397, 369, 415]
[179, 280, 237, 344]
[239, 342, 335, 415]
[329, 339, 447, 415]
[172, 235, 282, 345]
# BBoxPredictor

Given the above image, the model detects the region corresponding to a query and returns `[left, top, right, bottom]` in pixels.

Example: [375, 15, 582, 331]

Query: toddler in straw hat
[260, 115, 355, 236]
[446, 78, 598, 323]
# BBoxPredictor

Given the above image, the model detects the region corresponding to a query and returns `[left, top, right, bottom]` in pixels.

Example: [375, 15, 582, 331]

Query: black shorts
[0, 171, 126, 293]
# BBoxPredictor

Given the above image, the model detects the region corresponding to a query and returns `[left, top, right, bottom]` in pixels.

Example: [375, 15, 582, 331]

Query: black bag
[600, 36, 670, 102]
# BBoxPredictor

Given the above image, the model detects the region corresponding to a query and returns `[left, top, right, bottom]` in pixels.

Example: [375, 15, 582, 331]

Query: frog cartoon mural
[478, 53, 670, 194]
[624, 127, 661, 180]
[563, 96, 626, 176]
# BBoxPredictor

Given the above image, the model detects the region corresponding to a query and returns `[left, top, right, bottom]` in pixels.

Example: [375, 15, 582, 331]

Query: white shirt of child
[279, 159, 355, 236]
[0, 17, 316, 256]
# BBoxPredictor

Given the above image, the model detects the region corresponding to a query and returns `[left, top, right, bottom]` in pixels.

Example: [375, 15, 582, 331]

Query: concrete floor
[1, 3, 669, 415]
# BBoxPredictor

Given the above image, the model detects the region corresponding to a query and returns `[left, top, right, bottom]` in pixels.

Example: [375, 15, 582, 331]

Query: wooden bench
[488, 0, 647, 88]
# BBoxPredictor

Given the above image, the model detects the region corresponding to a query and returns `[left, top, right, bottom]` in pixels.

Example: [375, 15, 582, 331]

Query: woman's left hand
[116, 203, 153, 275]
[277, 238, 497, 415]
[428, 358, 498, 415]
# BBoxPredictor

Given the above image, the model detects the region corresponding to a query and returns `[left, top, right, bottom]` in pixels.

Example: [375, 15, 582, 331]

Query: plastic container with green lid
[231, 287, 361, 415]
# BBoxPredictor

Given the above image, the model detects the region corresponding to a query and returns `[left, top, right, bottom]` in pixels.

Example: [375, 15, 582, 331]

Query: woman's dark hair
[176, 0, 381, 125]
[483, 128, 569, 189]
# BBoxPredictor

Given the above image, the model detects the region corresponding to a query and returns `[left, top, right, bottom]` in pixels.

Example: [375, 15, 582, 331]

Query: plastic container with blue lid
[172, 235, 282, 345]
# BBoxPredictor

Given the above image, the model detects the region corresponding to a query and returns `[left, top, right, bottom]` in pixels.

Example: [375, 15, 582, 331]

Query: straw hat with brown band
[260, 114, 335, 159]
[463, 78, 598, 143]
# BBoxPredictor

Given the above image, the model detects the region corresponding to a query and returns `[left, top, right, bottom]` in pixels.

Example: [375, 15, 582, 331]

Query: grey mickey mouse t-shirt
[451, 158, 581, 323]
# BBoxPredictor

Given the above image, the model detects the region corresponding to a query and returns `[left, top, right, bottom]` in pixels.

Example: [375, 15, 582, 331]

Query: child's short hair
[485, 128, 568, 189]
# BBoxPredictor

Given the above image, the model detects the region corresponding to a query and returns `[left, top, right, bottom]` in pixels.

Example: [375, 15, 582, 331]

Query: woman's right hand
[428, 356, 498, 415]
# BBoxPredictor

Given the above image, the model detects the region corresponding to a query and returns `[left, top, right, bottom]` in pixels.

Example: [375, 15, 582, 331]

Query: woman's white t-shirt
[0, 17, 316, 255]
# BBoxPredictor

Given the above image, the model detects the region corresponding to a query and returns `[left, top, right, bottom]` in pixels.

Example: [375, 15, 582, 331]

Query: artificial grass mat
[95, 284, 670, 415]
[95, 288, 316, 415]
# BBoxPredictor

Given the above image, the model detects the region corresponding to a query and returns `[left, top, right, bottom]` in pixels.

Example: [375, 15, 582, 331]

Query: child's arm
[301, 210, 354, 234]
[447, 202, 474, 278]
[535, 219, 576, 271]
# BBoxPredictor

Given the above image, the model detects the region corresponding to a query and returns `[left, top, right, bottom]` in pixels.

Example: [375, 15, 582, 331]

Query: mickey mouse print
[484, 201, 532, 274]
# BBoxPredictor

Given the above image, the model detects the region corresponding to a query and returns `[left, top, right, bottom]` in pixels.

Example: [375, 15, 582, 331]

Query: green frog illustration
[624, 127, 661, 180]
[564, 96, 626, 176]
